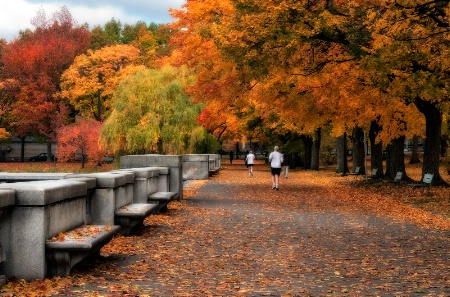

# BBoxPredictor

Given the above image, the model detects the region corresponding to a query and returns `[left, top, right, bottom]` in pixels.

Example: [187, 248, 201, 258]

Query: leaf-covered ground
[2, 161, 450, 296]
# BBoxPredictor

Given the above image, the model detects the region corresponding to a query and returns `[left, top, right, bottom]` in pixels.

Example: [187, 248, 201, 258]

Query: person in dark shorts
[268, 146, 283, 190]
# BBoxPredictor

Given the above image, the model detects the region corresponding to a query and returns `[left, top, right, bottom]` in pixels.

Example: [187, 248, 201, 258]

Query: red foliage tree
[57, 119, 106, 168]
[0, 7, 91, 161]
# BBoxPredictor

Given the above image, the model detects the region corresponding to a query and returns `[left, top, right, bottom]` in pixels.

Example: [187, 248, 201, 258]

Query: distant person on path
[269, 146, 283, 190]
[245, 150, 255, 177]
[282, 153, 290, 178]
[229, 151, 234, 164]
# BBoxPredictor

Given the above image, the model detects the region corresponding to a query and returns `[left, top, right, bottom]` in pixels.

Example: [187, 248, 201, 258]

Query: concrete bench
[0, 189, 15, 284]
[209, 159, 220, 176]
[115, 203, 158, 234]
[120, 154, 183, 200]
[115, 167, 177, 214]
[0, 179, 121, 280]
[148, 191, 178, 213]
[73, 172, 156, 235]
[46, 224, 120, 277]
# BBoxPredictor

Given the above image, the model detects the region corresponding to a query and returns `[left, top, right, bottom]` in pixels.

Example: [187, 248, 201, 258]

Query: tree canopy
[101, 66, 207, 154]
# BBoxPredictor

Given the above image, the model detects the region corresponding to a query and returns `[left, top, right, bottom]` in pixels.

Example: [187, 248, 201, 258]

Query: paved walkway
[55, 164, 450, 297]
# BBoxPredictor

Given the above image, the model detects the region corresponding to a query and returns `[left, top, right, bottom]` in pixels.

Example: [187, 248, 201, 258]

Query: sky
[0, 0, 185, 42]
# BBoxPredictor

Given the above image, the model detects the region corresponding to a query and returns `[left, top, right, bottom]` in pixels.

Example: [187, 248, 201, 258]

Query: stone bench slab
[46, 225, 120, 250]
[148, 192, 177, 213]
[115, 203, 159, 234]
[115, 203, 158, 218]
[46, 224, 120, 277]
[148, 191, 177, 201]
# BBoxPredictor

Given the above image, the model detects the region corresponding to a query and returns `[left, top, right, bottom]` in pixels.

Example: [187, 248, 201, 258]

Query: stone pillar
[120, 154, 183, 199]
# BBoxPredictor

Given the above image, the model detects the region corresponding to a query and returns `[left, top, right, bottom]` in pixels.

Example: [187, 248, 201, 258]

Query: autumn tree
[60, 44, 145, 120]
[170, 0, 433, 179]
[169, 0, 260, 148]
[366, 0, 450, 184]
[101, 66, 209, 154]
[170, 0, 384, 170]
[57, 118, 106, 168]
[0, 6, 91, 161]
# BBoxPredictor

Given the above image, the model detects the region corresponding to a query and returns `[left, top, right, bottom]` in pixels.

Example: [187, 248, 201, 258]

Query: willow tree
[101, 66, 207, 154]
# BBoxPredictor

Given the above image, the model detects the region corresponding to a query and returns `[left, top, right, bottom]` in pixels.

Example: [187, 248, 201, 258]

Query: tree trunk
[302, 135, 313, 170]
[336, 133, 349, 175]
[369, 120, 383, 177]
[351, 127, 365, 175]
[409, 135, 421, 164]
[385, 136, 406, 180]
[46, 141, 52, 162]
[415, 98, 443, 185]
[311, 128, 321, 171]
[20, 137, 26, 162]
[441, 136, 448, 157]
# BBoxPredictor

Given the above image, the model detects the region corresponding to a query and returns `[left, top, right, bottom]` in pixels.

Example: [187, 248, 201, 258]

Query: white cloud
[0, 0, 185, 41]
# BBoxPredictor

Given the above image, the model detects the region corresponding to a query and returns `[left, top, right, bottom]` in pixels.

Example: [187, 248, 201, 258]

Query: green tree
[101, 66, 207, 154]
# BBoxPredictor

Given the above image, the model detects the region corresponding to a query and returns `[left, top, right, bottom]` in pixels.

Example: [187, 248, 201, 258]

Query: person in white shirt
[245, 150, 256, 176]
[268, 146, 283, 190]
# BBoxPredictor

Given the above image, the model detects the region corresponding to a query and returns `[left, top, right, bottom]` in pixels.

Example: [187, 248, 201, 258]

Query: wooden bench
[115, 203, 159, 234]
[46, 225, 120, 277]
[408, 173, 433, 194]
[148, 192, 178, 213]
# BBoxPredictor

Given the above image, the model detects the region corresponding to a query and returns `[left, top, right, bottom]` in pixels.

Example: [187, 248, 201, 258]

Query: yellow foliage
[59, 44, 145, 119]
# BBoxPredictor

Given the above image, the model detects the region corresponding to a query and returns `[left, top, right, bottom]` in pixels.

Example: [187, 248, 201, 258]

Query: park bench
[393, 171, 404, 182]
[209, 158, 220, 176]
[73, 172, 159, 235]
[383, 171, 404, 184]
[0, 189, 15, 284]
[46, 224, 120, 277]
[115, 203, 159, 234]
[0, 179, 121, 280]
[347, 167, 361, 178]
[408, 173, 433, 194]
[368, 168, 380, 180]
[148, 191, 178, 213]
[116, 167, 178, 213]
